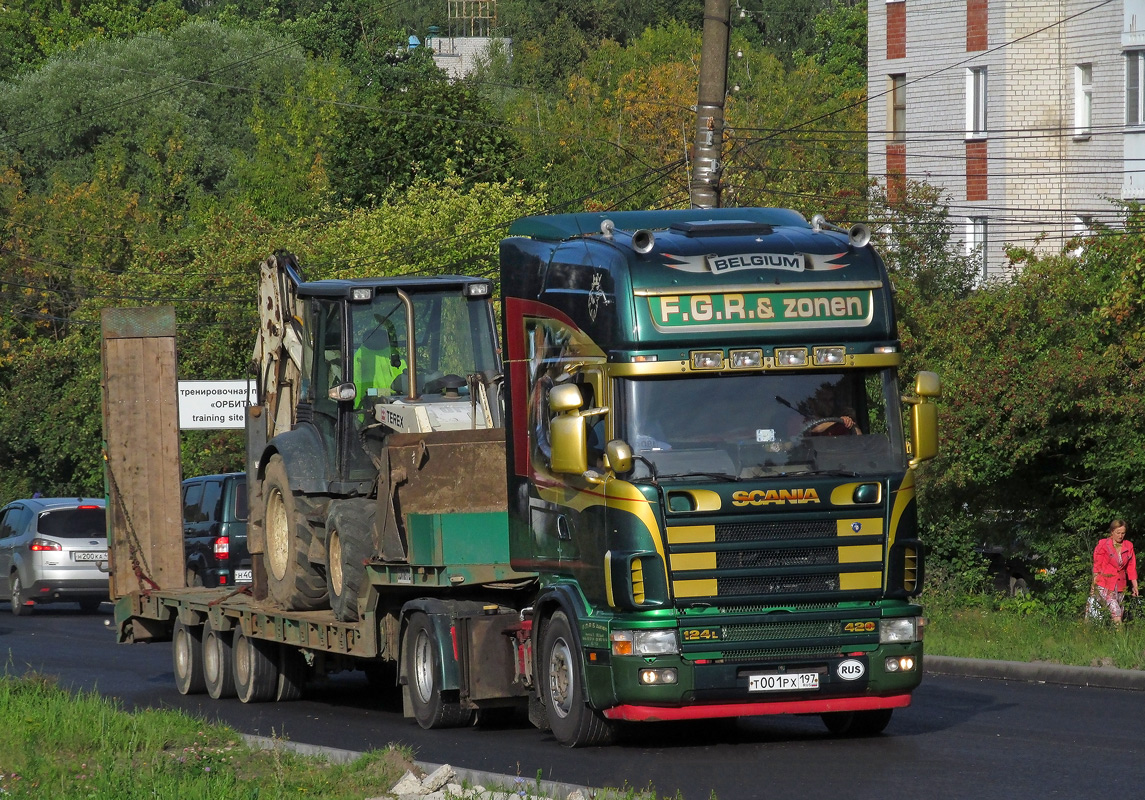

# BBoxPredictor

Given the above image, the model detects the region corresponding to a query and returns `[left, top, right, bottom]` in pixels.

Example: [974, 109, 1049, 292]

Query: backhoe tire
[326, 502, 374, 622]
[263, 455, 328, 611]
[540, 611, 616, 747]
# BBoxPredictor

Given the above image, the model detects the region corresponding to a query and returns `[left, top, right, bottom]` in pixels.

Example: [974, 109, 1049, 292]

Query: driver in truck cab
[353, 323, 406, 407]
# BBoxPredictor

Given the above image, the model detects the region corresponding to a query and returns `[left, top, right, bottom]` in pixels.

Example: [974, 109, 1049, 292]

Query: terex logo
[731, 488, 821, 506]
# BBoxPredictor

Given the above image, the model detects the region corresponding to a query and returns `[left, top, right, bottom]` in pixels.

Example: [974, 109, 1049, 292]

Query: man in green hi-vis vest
[353, 323, 406, 407]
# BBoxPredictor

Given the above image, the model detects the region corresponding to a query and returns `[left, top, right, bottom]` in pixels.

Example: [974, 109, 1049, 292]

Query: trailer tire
[540, 611, 616, 747]
[203, 620, 236, 700]
[233, 630, 279, 703]
[326, 503, 373, 622]
[275, 645, 307, 702]
[405, 613, 472, 729]
[172, 620, 206, 695]
[263, 455, 328, 611]
[821, 708, 893, 737]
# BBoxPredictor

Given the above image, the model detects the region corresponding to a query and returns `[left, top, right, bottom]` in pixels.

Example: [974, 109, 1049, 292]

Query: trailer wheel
[540, 611, 616, 747]
[172, 620, 206, 695]
[821, 708, 893, 737]
[405, 613, 472, 729]
[233, 630, 279, 703]
[263, 455, 328, 611]
[203, 620, 236, 699]
[326, 502, 373, 622]
[275, 645, 307, 702]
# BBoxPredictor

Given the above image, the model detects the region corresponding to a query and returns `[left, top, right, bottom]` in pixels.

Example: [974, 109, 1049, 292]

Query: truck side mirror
[906, 371, 940, 468]
[548, 384, 610, 476]
[549, 384, 587, 474]
[604, 440, 633, 474]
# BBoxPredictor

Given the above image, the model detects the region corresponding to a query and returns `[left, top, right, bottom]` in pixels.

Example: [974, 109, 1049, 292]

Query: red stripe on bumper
[602, 693, 912, 722]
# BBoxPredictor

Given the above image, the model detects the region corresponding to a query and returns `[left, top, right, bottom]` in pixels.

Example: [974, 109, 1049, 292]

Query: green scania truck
[112, 207, 939, 747]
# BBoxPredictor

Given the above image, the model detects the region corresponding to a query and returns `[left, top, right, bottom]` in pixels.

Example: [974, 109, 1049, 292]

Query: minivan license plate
[234, 569, 252, 583]
[73, 551, 107, 562]
[748, 672, 819, 692]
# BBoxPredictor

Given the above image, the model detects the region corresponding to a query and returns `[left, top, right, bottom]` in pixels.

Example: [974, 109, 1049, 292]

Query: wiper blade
[657, 471, 741, 482]
[784, 468, 860, 477]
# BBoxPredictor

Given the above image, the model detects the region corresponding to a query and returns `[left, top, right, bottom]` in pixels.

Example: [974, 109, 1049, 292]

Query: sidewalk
[925, 654, 1145, 691]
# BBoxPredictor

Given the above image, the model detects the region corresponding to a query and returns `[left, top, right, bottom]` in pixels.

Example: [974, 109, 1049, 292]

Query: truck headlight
[611, 629, 679, 656]
[879, 617, 922, 644]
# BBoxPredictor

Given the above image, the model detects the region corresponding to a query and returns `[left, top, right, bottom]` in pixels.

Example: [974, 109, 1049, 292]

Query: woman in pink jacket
[1092, 519, 1139, 625]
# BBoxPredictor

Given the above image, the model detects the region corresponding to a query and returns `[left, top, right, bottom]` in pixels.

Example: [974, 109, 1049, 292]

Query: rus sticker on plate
[748, 672, 820, 692]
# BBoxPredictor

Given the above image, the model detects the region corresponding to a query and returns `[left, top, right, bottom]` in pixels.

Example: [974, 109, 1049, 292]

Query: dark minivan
[182, 473, 251, 587]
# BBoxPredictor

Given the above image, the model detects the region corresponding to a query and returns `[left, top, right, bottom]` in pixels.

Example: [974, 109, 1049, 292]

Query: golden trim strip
[673, 578, 718, 597]
[666, 525, 716, 544]
[840, 572, 883, 590]
[634, 281, 884, 296]
[606, 352, 900, 377]
[670, 552, 717, 571]
[839, 544, 884, 563]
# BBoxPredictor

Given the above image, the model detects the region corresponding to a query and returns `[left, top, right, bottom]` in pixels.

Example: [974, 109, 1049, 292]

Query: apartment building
[868, 0, 1136, 280]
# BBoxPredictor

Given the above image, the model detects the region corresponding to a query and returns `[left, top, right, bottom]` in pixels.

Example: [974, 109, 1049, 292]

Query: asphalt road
[2, 602, 1142, 799]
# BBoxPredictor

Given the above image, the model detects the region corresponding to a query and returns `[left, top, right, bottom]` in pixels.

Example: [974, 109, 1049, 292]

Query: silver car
[0, 497, 108, 614]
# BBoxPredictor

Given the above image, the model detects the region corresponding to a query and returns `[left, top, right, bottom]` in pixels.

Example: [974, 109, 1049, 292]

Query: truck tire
[540, 611, 616, 747]
[233, 630, 279, 703]
[275, 645, 307, 702]
[821, 708, 893, 736]
[203, 620, 236, 700]
[405, 613, 472, 729]
[172, 620, 206, 695]
[263, 455, 328, 611]
[326, 502, 374, 622]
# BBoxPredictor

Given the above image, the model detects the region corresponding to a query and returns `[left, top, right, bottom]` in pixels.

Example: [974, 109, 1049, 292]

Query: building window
[889, 74, 906, 142]
[1075, 64, 1092, 137]
[1128, 51, 1145, 125]
[966, 217, 988, 280]
[966, 67, 987, 138]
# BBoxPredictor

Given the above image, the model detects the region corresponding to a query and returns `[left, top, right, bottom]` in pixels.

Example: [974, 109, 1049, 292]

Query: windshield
[618, 369, 906, 479]
[350, 290, 499, 400]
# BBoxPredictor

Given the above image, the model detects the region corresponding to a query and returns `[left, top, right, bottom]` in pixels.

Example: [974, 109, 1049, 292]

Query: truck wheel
[233, 630, 279, 703]
[821, 708, 893, 736]
[275, 645, 307, 702]
[405, 613, 472, 729]
[172, 620, 206, 695]
[263, 455, 328, 611]
[540, 611, 616, 747]
[326, 503, 373, 622]
[203, 620, 236, 699]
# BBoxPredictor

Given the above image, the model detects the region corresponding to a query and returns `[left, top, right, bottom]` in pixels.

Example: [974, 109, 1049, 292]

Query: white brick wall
[869, 0, 1127, 279]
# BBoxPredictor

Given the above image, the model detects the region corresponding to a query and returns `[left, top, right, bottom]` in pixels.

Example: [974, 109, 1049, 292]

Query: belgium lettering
[653, 292, 865, 326]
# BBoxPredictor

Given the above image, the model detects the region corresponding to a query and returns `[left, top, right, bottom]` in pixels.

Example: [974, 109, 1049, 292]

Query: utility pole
[690, 0, 732, 208]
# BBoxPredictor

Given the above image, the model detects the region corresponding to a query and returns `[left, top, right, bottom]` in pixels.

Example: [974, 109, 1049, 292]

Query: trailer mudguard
[399, 598, 492, 692]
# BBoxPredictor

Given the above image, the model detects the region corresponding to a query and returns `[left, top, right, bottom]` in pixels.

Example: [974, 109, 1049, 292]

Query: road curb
[925, 655, 1145, 691]
[241, 734, 603, 799]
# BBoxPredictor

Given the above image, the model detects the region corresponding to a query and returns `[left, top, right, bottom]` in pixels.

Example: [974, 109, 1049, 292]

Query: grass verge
[0, 672, 415, 799]
[923, 593, 1145, 669]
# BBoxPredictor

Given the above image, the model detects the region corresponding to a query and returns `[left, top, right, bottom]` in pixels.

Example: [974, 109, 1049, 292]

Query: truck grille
[668, 517, 885, 606]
